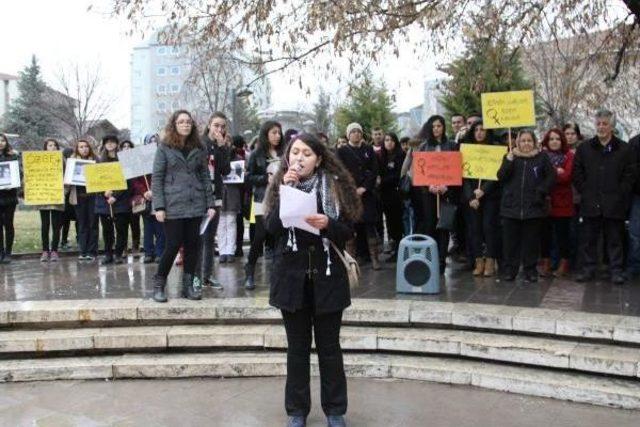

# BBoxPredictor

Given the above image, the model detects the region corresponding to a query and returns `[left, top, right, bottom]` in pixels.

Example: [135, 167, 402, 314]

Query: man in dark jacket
[573, 110, 635, 284]
[198, 112, 231, 288]
[626, 132, 640, 277]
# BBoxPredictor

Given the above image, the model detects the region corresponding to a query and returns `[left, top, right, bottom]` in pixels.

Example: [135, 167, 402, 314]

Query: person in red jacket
[539, 129, 574, 277]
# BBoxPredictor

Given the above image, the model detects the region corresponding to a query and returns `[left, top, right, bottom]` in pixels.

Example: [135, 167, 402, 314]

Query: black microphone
[286, 163, 304, 187]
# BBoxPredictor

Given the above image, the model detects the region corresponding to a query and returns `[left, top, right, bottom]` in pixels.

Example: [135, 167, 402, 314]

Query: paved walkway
[1, 254, 639, 316]
[0, 377, 638, 426]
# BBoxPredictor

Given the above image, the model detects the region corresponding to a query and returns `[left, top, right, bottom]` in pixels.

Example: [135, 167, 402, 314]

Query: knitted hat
[346, 122, 363, 136]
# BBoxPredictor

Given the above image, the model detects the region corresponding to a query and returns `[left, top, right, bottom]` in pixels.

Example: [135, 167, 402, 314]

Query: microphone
[287, 163, 304, 187]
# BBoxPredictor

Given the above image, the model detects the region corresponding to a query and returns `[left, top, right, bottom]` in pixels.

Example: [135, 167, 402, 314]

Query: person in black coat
[264, 133, 361, 427]
[0, 133, 19, 264]
[379, 132, 405, 261]
[573, 110, 635, 284]
[497, 130, 555, 283]
[627, 132, 640, 277]
[198, 112, 231, 288]
[337, 122, 381, 269]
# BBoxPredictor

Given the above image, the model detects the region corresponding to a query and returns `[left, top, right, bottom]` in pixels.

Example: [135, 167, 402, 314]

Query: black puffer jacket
[497, 149, 555, 219]
[573, 136, 635, 219]
[202, 134, 231, 203]
[246, 148, 279, 204]
[0, 152, 19, 207]
[626, 133, 640, 195]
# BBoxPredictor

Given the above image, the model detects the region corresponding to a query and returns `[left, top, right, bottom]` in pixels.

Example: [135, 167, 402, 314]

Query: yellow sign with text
[84, 162, 127, 193]
[481, 90, 535, 129]
[23, 151, 64, 205]
[460, 144, 507, 181]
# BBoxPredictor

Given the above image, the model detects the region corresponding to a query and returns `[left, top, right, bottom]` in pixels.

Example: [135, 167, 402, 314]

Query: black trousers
[540, 217, 572, 260]
[247, 215, 266, 267]
[236, 212, 244, 254]
[61, 201, 76, 245]
[414, 194, 449, 270]
[381, 193, 403, 252]
[99, 213, 130, 257]
[581, 216, 625, 275]
[197, 211, 220, 278]
[502, 217, 542, 276]
[40, 210, 63, 252]
[130, 213, 141, 249]
[0, 205, 16, 255]
[465, 197, 501, 259]
[282, 306, 347, 416]
[157, 217, 201, 277]
[74, 198, 98, 256]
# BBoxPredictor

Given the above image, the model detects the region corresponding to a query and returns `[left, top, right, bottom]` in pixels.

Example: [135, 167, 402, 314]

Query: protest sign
[84, 162, 127, 193]
[411, 152, 462, 186]
[23, 151, 64, 205]
[460, 144, 507, 180]
[117, 143, 157, 179]
[64, 158, 95, 186]
[481, 90, 536, 129]
[223, 160, 245, 184]
[0, 160, 21, 190]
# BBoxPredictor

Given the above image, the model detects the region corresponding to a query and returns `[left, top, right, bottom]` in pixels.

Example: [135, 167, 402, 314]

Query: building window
[170, 46, 180, 55]
[156, 66, 167, 76]
[170, 83, 180, 93]
[157, 101, 167, 111]
[171, 100, 180, 110]
[157, 46, 167, 55]
[156, 84, 166, 94]
[170, 66, 180, 75]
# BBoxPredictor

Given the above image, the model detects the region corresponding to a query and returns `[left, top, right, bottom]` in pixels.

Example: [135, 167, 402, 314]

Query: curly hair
[264, 133, 362, 223]
[163, 110, 203, 150]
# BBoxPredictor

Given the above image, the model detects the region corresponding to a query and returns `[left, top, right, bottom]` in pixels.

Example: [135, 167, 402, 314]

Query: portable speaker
[396, 234, 441, 294]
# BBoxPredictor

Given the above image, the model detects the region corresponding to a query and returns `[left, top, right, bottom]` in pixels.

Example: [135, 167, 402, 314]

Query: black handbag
[436, 201, 458, 231]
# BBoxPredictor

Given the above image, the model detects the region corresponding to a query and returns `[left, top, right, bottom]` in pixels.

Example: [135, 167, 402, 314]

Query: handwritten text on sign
[481, 90, 535, 129]
[460, 144, 507, 181]
[84, 162, 127, 193]
[23, 151, 64, 205]
[411, 151, 462, 186]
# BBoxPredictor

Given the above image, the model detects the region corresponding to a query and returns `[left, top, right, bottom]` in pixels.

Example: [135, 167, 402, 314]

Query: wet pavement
[0, 377, 638, 427]
[1, 253, 639, 316]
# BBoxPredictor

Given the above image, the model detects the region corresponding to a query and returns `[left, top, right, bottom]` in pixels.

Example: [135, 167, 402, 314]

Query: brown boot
[472, 258, 485, 276]
[483, 258, 496, 277]
[554, 259, 570, 278]
[538, 258, 552, 277]
[368, 238, 381, 270]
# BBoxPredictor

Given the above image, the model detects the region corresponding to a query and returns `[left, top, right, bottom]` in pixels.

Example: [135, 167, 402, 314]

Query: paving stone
[167, 325, 268, 348]
[0, 357, 115, 382]
[390, 355, 473, 385]
[334, 354, 391, 378]
[451, 304, 521, 330]
[556, 312, 625, 340]
[136, 299, 217, 321]
[0, 302, 11, 326]
[264, 326, 378, 351]
[569, 343, 640, 377]
[377, 328, 463, 355]
[213, 298, 280, 320]
[0, 329, 95, 353]
[93, 327, 168, 350]
[460, 333, 577, 369]
[409, 301, 454, 325]
[6, 300, 88, 325]
[613, 317, 640, 344]
[343, 299, 411, 324]
[512, 308, 565, 334]
[77, 299, 141, 323]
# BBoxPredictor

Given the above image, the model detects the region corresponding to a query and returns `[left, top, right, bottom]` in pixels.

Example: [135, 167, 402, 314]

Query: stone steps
[0, 351, 639, 409]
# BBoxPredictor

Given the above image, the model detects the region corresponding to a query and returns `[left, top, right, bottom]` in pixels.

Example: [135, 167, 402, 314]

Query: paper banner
[0, 160, 21, 190]
[84, 162, 127, 193]
[460, 144, 507, 181]
[411, 152, 462, 186]
[481, 90, 536, 129]
[63, 158, 95, 186]
[117, 143, 157, 179]
[23, 151, 64, 205]
[223, 160, 245, 184]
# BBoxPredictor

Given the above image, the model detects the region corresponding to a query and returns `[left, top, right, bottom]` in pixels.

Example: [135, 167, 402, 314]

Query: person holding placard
[120, 140, 142, 257]
[379, 132, 405, 262]
[264, 133, 361, 427]
[38, 139, 66, 263]
[68, 139, 99, 261]
[497, 130, 555, 283]
[151, 110, 215, 303]
[95, 135, 132, 265]
[462, 121, 502, 277]
[0, 134, 19, 264]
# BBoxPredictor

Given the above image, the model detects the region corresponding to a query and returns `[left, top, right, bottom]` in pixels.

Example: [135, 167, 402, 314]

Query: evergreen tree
[313, 89, 332, 135]
[334, 73, 398, 139]
[4, 55, 55, 148]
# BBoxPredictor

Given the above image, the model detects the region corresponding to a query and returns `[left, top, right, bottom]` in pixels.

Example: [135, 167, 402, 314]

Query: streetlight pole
[231, 87, 253, 136]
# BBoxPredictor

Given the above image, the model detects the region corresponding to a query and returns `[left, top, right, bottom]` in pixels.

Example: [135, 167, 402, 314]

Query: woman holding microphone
[151, 110, 215, 302]
[264, 133, 361, 427]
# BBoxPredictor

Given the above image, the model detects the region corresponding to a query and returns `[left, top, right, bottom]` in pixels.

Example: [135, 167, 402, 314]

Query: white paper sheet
[279, 185, 320, 235]
[199, 216, 212, 235]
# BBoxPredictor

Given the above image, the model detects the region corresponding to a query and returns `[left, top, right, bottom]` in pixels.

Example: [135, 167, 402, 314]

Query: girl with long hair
[0, 133, 18, 263]
[120, 140, 142, 257]
[379, 132, 405, 260]
[39, 138, 65, 262]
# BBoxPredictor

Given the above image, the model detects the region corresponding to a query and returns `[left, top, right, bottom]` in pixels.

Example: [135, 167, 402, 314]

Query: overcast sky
[1, 0, 441, 129]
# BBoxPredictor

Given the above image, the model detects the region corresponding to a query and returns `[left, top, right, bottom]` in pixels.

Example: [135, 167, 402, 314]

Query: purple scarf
[545, 149, 566, 168]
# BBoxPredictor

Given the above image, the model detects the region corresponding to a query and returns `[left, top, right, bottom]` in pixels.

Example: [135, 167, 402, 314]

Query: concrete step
[0, 351, 639, 409]
[1, 325, 639, 378]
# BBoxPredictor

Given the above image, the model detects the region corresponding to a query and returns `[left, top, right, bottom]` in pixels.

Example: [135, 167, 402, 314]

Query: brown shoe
[553, 259, 570, 278]
[483, 258, 496, 277]
[472, 258, 485, 276]
[538, 258, 552, 277]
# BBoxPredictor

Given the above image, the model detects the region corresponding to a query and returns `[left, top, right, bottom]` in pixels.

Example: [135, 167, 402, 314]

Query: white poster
[223, 160, 245, 184]
[118, 143, 157, 179]
[63, 158, 95, 186]
[279, 185, 319, 235]
[0, 161, 21, 190]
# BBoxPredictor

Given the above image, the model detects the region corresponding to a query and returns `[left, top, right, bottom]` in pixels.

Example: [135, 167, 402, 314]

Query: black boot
[244, 263, 255, 290]
[152, 275, 168, 303]
[182, 273, 202, 300]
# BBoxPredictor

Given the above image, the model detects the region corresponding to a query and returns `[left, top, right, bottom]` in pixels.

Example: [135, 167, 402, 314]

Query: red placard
[411, 151, 462, 186]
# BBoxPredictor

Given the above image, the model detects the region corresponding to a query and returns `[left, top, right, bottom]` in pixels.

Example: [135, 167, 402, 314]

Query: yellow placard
[84, 162, 127, 193]
[481, 90, 535, 129]
[23, 151, 64, 205]
[460, 144, 507, 181]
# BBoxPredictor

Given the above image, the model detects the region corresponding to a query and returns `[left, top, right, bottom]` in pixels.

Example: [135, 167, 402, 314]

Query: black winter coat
[573, 136, 635, 219]
[0, 152, 19, 207]
[94, 156, 131, 216]
[497, 150, 555, 220]
[202, 135, 231, 203]
[246, 149, 279, 204]
[627, 133, 640, 195]
[337, 144, 379, 224]
[266, 194, 353, 315]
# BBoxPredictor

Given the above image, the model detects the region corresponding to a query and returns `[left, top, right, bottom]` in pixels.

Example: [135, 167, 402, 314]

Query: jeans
[217, 211, 237, 256]
[74, 197, 98, 256]
[143, 214, 165, 258]
[157, 217, 201, 277]
[247, 215, 267, 267]
[197, 211, 220, 278]
[402, 199, 414, 236]
[465, 197, 501, 259]
[627, 195, 640, 274]
[99, 213, 130, 257]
